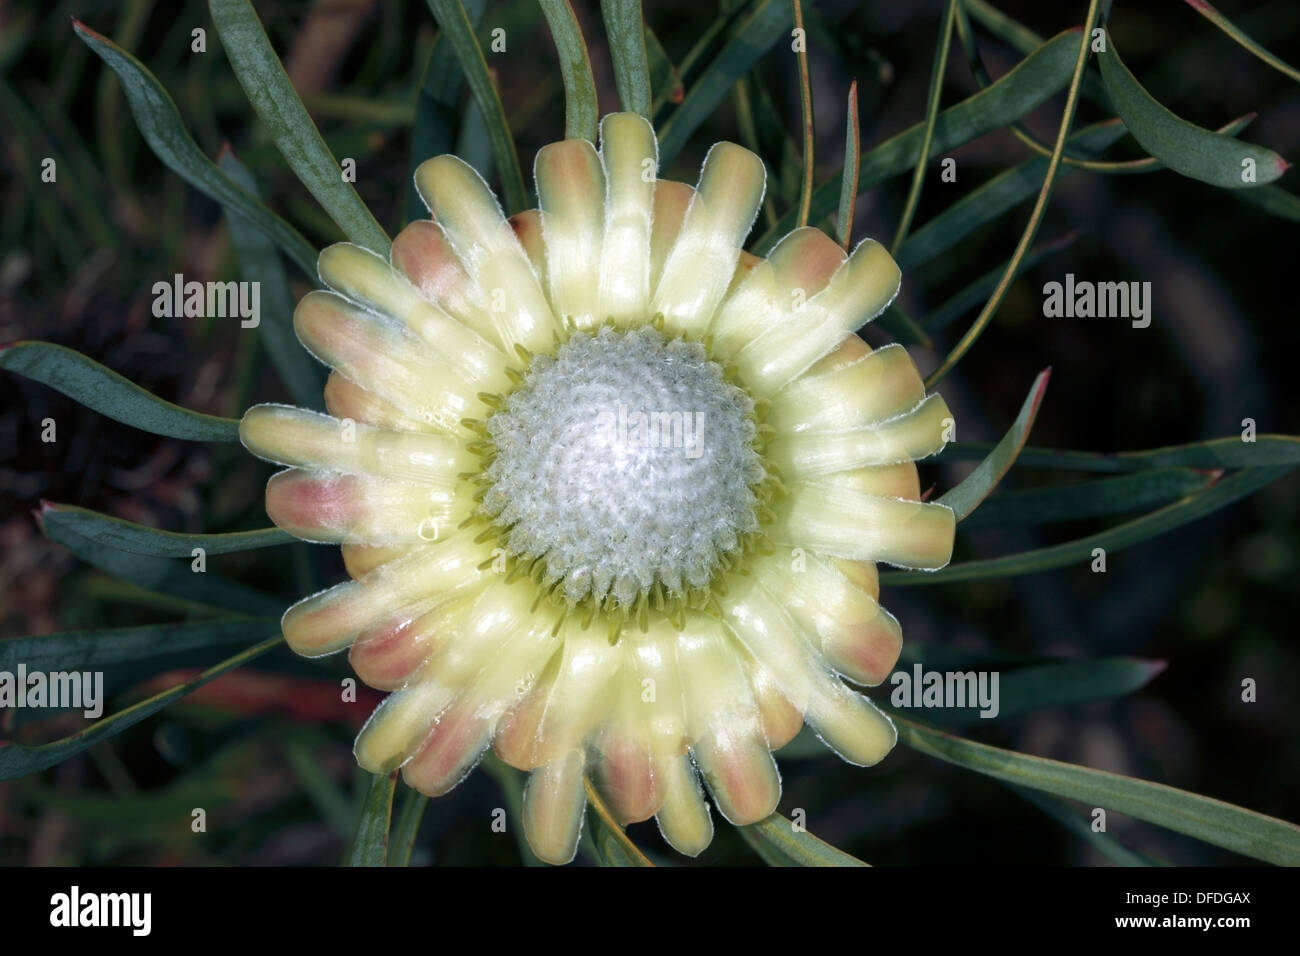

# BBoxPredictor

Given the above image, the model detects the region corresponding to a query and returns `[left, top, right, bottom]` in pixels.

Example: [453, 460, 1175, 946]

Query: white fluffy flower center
[481, 326, 764, 608]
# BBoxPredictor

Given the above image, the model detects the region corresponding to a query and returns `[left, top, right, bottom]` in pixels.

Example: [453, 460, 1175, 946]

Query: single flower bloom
[240, 112, 955, 864]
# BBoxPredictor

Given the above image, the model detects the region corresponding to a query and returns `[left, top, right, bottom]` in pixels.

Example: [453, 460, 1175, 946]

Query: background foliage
[0, 0, 1297, 865]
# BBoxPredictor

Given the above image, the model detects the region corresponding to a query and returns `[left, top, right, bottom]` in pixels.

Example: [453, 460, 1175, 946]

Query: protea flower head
[239, 111, 956, 864]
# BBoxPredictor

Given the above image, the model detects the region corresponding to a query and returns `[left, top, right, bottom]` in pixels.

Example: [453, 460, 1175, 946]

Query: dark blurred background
[0, 0, 1297, 865]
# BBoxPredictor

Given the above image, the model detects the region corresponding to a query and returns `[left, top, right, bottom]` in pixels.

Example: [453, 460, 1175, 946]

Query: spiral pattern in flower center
[476, 325, 769, 620]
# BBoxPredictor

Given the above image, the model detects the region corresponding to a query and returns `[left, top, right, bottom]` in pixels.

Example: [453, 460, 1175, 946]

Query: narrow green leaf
[895, 716, 1300, 865]
[1183, 0, 1300, 84]
[897, 121, 1128, 271]
[602, 0, 653, 118]
[539, 0, 599, 141]
[959, 468, 1215, 530]
[930, 0, 1098, 398]
[425, 0, 528, 214]
[299, 94, 416, 126]
[1010, 785, 1163, 866]
[40, 510, 286, 616]
[207, 0, 391, 252]
[941, 370, 1050, 521]
[937, 435, 1300, 473]
[836, 80, 859, 249]
[962, 0, 1049, 59]
[1237, 183, 1300, 222]
[389, 785, 430, 866]
[346, 771, 396, 866]
[961, 0, 1109, 107]
[644, 24, 684, 112]
[925, 231, 1079, 332]
[657, 0, 792, 167]
[0, 617, 278, 674]
[885, 465, 1296, 585]
[1098, 31, 1288, 189]
[738, 813, 869, 866]
[406, 0, 488, 223]
[219, 148, 326, 410]
[779, 652, 1160, 755]
[71, 19, 319, 277]
[0, 635, 283, 781]
[0, 342, 239, 442]
[38, 502, 292, 557]
[584, 780, 654, 866]
[891, 0, 958, 253]
[455, 95, 495, 181]
[886, 657, 1166, 726]
[673, 10, 734, 93]
[755, 28, 1085, 253]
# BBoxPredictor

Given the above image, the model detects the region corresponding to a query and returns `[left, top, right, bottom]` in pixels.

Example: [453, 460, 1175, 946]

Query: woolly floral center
[470, 325, 776, 632]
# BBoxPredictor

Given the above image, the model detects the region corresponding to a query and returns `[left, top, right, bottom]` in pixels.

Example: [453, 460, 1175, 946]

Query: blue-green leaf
[1182, 0, 1300, 85]
[942, 370, 1050, 521]
[1237, 184, 1300, 222]
[645, 25, 684, 113]
[207, 0, 391, 252]
[739, 813, 869, 866]
[602, 0, 653, 118]
[38, 503, 292, 557]
[1098, 30, 1288, 188]
[389, 785, 430, 867]
[1011, 785, 1162, 866]
[925, 231, 1079, 332]
[539, 0, 599, 142]
[896, 716, 1300, 865]
[346, 771, 396, 866]
[0, 635, 283, 781]
[959, 468, 1215, 530]
[0, 342, 239, 442]
[71, 19, 319, 277]
[657, 0, 792, 167]
[886, 657, 1166, 726]
[756, 28, 1087, 253]
[406, 0, 488, 223]
[40, 508, 286, 616]
[898, 121, 1127, 270]
[0, 617, 278, 674]
[219, 149, 326, 410]
[885, 465, 1296, 585]
[937, 434, 1300, 473]
[425, 0, 529, 214]
[836, 80, 860, 248]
